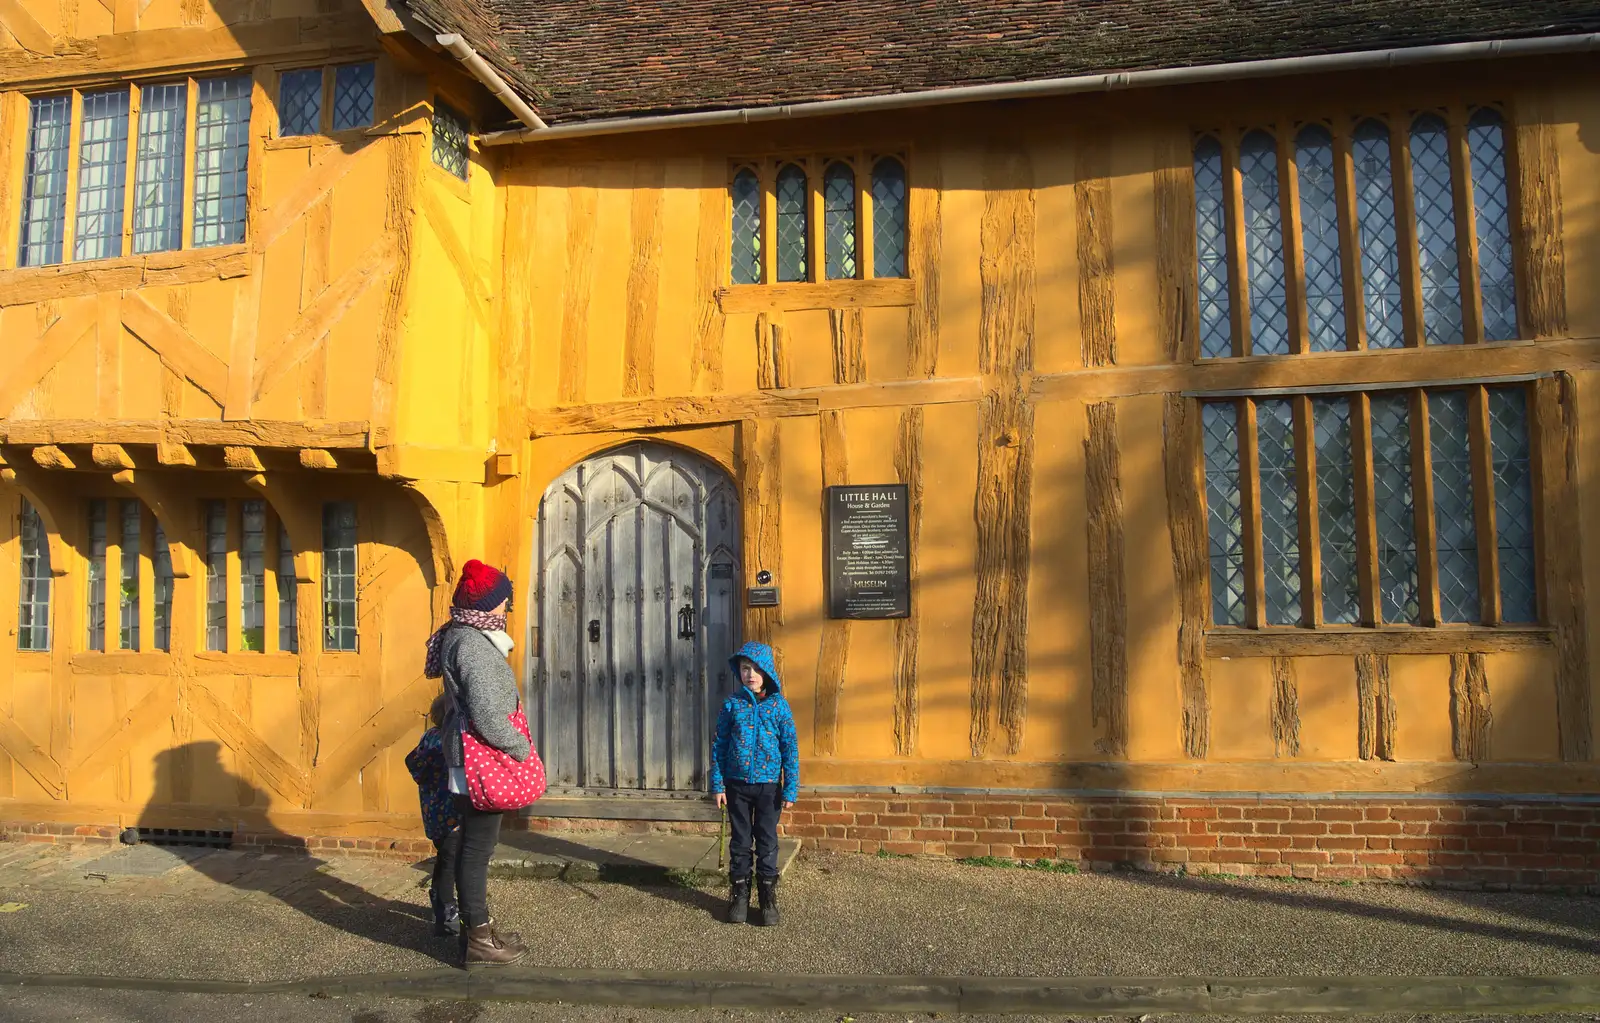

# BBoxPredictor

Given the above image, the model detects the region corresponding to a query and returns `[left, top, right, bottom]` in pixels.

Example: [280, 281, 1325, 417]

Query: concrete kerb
[6, 971, 1600, 1014]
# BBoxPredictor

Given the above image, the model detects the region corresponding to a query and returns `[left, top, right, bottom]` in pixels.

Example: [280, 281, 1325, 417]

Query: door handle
[588, 619, 600, 643]
[677, 604, 696, 639]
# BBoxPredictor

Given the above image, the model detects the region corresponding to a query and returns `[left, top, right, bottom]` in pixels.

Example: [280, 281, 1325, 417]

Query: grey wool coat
[437, 624, 531, 769]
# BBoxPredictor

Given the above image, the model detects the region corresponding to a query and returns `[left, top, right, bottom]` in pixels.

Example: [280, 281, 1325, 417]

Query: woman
[424, 559, 529, 968]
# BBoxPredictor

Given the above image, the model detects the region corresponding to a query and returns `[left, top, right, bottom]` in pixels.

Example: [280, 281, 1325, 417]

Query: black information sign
[825, 484, 910, 620]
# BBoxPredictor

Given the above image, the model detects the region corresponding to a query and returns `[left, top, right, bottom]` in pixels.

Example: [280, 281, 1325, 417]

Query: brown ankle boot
[462, 920, 527, 969]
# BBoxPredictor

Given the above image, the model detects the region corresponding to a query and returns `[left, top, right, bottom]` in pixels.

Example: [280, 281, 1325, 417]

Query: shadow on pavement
[494, 829, 726, 917]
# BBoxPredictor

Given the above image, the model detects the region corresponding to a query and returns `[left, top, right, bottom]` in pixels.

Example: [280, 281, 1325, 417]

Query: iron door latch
[588, 619, 600, 643]
[677, 604, 696, 639]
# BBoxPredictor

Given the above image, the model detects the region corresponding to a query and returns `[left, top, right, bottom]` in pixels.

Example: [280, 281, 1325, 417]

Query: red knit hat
[453, 560, 513, 612]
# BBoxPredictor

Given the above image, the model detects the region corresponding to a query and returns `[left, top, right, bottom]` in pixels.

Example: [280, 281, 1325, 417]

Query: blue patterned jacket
[710, 642, 800, 803]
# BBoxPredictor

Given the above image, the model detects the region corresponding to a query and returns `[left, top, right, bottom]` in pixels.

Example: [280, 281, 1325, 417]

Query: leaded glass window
[1469, 109, 1518, 342]
[119, 501, 141, 651]
[431, 102, 470, 180]
[278, 522, 298, 654]
[322, 503, 358, 652]
[823, 162, 857, 280]
[1489, 387, 1536, 622]
[1194, 136, 1232, 359]
[332, 63, 375, 131]
[192, 75, 251, 248]
[1429, 391, 1479, 621]
[18, 94, 71, 267]
[154, 521, 173, 653]
[1295, 126, 1346, 352]
[1239, 131, 1289, 356]
[1353, 120, 1405, 350]
[241, 500, 267, 652]
[1203, 402, 1246, 626]
[1313, 398, 1360, 624]
[1370, 393, 1420, 623]
[278, 68, 322, 137]
[18, 500, 51, 652]
[133, 82, 187, 255]
[74, 89, 130, 262]
[775, 163, 808, 283]
[730, 168, 761, 284]
[1409, 116, 1464, 345]
[205, 500, 227, 652]
[872, 157, 907, 278]
[87, 500, 108, 652]
[1257, 400, 1301, 622]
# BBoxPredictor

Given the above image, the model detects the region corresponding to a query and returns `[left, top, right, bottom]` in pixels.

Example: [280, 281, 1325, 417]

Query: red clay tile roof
[398, 0, 1600, 125]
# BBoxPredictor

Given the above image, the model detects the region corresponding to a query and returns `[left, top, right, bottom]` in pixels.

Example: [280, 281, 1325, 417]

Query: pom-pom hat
[453, 560, 513, 612]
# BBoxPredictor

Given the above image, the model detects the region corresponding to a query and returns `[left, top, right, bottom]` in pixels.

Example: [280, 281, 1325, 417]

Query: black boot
[430, 887, 461, 937]
[725, 876, 751, 924]
[756, 875, 780, 927]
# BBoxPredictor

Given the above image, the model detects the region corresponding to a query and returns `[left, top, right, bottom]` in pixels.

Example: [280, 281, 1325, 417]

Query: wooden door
[531, 443, 740, 795]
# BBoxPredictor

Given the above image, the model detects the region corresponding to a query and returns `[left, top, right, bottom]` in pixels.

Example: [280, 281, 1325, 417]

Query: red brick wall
[781, 794, 1600, 887]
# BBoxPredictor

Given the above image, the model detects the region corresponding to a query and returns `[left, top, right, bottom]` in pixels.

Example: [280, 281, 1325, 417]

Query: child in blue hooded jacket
[711, 641, 799, 926]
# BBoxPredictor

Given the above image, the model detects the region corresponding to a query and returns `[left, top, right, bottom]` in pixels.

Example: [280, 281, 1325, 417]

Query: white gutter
[480, 31, 1600, 145]
[436, 32, 548, 132]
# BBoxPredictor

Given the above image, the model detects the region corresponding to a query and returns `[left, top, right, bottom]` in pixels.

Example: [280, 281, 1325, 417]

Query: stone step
[486, 831, 801, 882]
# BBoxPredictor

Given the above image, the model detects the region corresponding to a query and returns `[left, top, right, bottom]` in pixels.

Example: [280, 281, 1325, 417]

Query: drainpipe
[478, 31, 1600, 145]
[435, 32, 548, 132]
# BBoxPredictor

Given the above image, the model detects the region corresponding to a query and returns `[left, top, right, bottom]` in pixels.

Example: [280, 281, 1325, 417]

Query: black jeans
[453, 797, 503, 928]
[726, 780, 781, 880]
[432, 830, 458, 906]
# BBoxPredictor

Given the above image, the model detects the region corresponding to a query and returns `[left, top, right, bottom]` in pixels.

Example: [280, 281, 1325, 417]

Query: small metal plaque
[710, 564, 735, 580]
[826, 484, 910, 619]
[746, 586, 780, 607]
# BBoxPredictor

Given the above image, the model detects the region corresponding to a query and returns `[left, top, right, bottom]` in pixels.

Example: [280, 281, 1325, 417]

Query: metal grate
[1429, 390, 1479, 621]
[871, 156, 907, 279]
[1256, 399, 1302, 623]
[729, 168, 761, 285]
[322, 502, 358, 652]
[1239, 131, 1289, 356]
[192, 75, 252, 248]
[278, 520, 298, 654]
[136, 828, 233, 849]
[1313, 397, 1361, 624]
[1352, 120, 1405, 350]
[133, 82, 187, 255]
[1468, 109, 1518, 342]
[18, 499, 51, 652]
[18, 94, 71, 268]
[331, 62, 375, 131]
[1409, 116, 1464, 345]
[241, 500, 266, 652]
[1370, 393, 1420, 623]
[154, 521, 174, 652]
[87, 500, 108, 652]
[775, 163, 808, 283]
[277, 67, 322, 137]
[120, 501, 141, 651]
[430, 102, 470, 180]
[823, 161, 857, 280]
[74, 89, 131, 262]
[1194, 136, 1233, 359]
[1489, 386, 1537, 622]
[1296, 126, 1347, 352]
[1202, 402, 1246, 625]
[205, 500, 227, 652]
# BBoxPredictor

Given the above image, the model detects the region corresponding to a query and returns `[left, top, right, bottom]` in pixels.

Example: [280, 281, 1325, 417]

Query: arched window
[871, 157, 908, 278]
[1193, 136, 1232, 358]
[1467, 109, 1518, 341]
[1239, 130, 1288, 355]
[1352, 120, 1404, 349]
[1295, 125, 1347, 351]
[729, 167, 761, 285]
[823, 162, 857, 279]
[775, 163, 808, 282]
[1409, 115, 1463, 345]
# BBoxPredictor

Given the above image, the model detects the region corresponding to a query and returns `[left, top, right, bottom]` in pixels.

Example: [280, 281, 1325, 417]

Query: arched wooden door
[531, 443, 741, 795]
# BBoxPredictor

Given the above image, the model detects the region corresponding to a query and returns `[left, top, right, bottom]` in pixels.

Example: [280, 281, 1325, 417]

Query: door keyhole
[588, 619, 601, 643]
[677, 604, 696, 639]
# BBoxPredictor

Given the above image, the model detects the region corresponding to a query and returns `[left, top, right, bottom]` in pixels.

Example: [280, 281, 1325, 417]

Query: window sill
[193, 651, 300, 676]
[70, 652, 175, 673]
[1205, 625, 1553, 657]
[2, 246, 251, 303]
[264, 128, 380, 152]
[717, 277, 913, 314]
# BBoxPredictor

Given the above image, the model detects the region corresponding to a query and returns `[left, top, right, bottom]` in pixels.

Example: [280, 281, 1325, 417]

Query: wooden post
[1468, 385, 1500, 624]
[1332, 119, 1366, 351]
[1448, 107, 1486, 346]
[1351, 393, 1381, 626]
[1294, 394, 1322, 626]
[1240, 399, 1265, 629]
[1278, 130, 1310, 356]
[1410, 390, 1441, 626]
[1221, 130, 1250, 357]
[1391, 118, 1426, 349]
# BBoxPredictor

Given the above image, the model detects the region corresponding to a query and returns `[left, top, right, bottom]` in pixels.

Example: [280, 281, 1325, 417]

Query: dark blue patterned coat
[710, 641, 800, 803]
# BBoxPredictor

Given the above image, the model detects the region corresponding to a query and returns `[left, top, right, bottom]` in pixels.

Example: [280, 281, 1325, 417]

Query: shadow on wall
[135, 741, 448, 965]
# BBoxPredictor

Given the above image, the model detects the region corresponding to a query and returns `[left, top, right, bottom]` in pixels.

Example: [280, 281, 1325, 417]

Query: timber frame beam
[0, 419, 374, 449]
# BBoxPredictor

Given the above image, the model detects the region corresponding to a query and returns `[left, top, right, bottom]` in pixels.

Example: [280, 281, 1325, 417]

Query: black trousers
[452, 797, 504, 928]
[726, 780, 781, 880]
[432, 830, 458, 906]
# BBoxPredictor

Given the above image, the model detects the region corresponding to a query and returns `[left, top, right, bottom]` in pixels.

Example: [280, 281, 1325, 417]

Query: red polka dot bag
[460, 705, 548, 812]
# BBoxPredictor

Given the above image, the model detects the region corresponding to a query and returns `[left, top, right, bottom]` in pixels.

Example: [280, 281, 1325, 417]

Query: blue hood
[728, 641, 781, 694]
